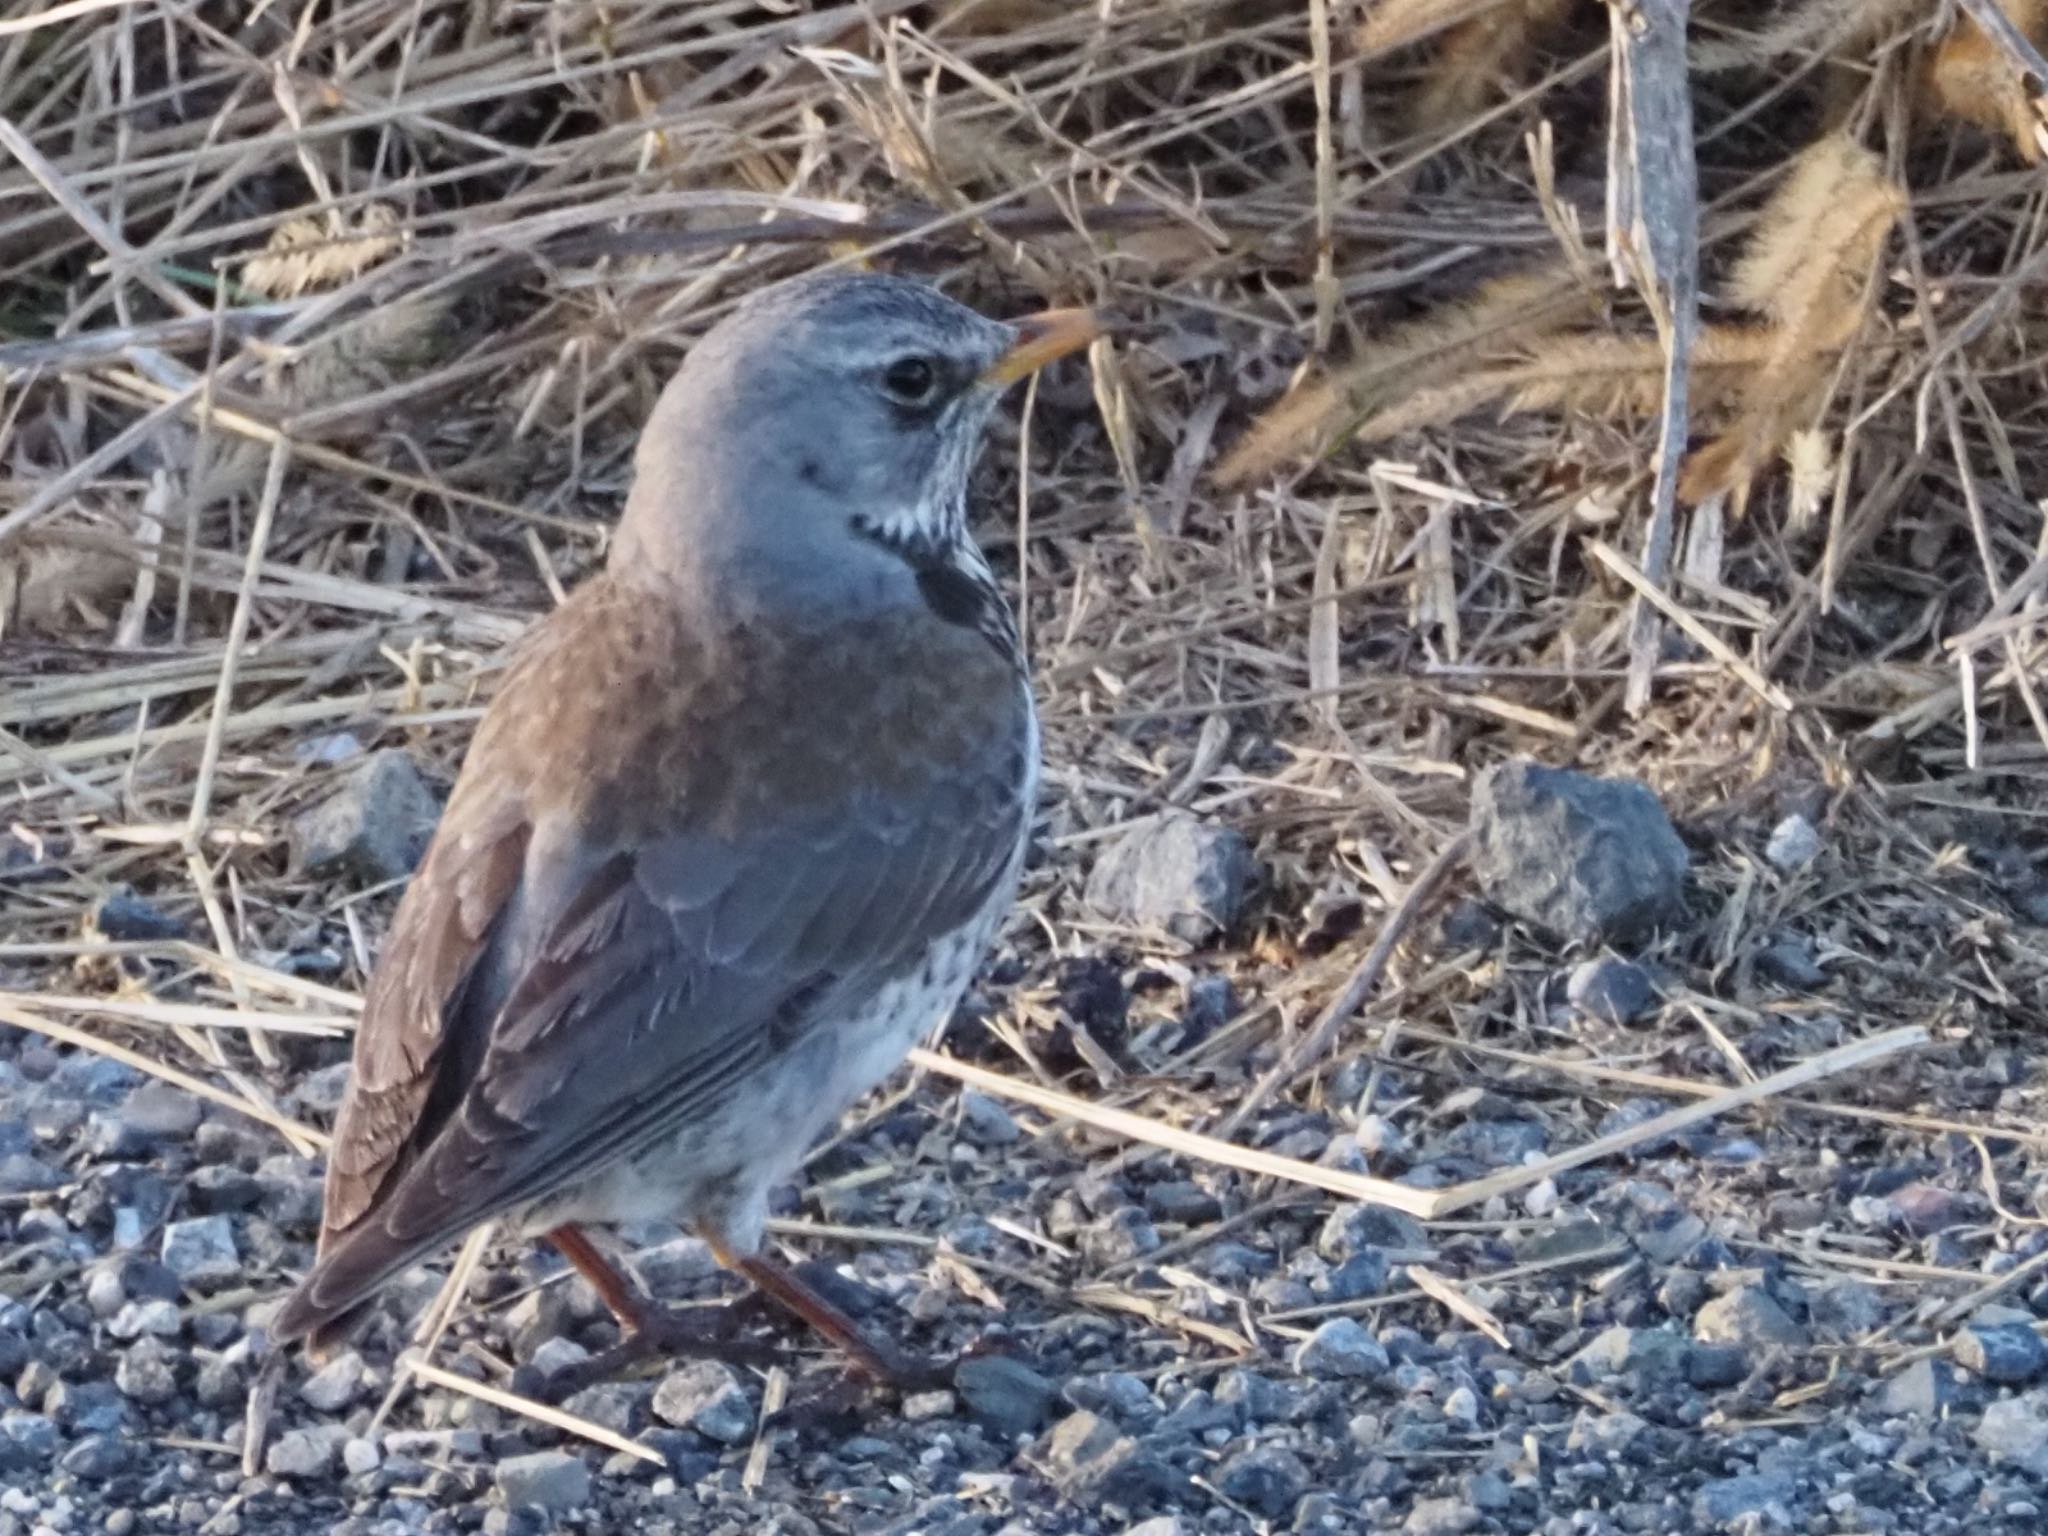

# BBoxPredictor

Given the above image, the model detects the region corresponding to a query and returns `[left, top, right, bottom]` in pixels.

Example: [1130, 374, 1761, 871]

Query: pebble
[651, 1361, 753, 1444]
[902, 1389, 956, 1421]
[341, 1436, 381, 1476]
[1468, 760, 1690, 944]
[1765, 813, 1821, 871]
[1083, 811, 1256, 944]
[954, 1355, 1060, 1437]
[1979, 1394, 2048, 1476]
[265, 1426, 342, 1478]
[292, 748, 442, 884]
[1693, 1471, 1794, 1526]
[956, 1089, 1021, 1146]
[1080, 1206, 1161, 1267]
[1294, 1318, 1390, 1379]
[1405, 1498, 1481, 1535]
[1684, 1342, 1749, 1389]
[158, 1215, 238, 1288]
[300, 1350, 366, 1411]
[1693, 1286, 1808, 1351]
[1883, 1358, 1957, 1419]
[112, 1340, 177, 1404]
[1216, 1445, 1310, 1519]
[1954, 1323, 2048, 1385]
[1565, 956, 1660, 1025]
[117, 1082, 202, 1141]
[1039, 1411, 1180, 1505]
[106, 1299, 180, 1340]
[494, 1449, 591, 1513]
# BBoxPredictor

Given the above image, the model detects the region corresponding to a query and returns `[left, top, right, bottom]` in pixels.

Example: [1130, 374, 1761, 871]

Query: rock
[300, 1350, 366, 1411]
[293, 748, 441, 885]
[1975, 1391, 2048, 1477]
[1216, 1445, 1309, 1519]
[1441, 1385, 1480, 1425]
[265, 1426, 344, 1479]
[1080, 1207, 1160, 1267]
[116, 1081, 202, 1141]
[342, 1436, 381, 1476]
[57, 1433, 126, 1479]
[495, 1449, 592, 1513]
[1693, 1471, 1794, 1527]
[1954, 1323, 2048, 1385]
[1142, 1181, 1221, 1225]
[90, 886, 186, 941]
[1565, 956, 1660, 1025]
[1693, 1286, 1807, 1351]
[1121, 1521, 1187, 1536]
[957, 1089, 1021, 1146]
[1083, 812, 1255, 944]
[902, 1389, 955, 1421]
[1883, 1358, 1957, 1418]
[651, 1361, 753, 1444]
[1039, 1411, 1180, 1505]
[1405, 1498, 1481, 1535]
[1293, 1318, 1389, 1380]
[1765, 814, 1821, 871]
[107, 1299, 180, 1340]
[159, 1215, 238, 1288]
[1569, 1325, 1687, 1382]
[1438, 899, 1502, 951]
[113, 1340, 178, 1403]
[1684, 1342, 1749, 1388]
[0, 1410, 56, 1465]
[1756, 937, 1826, 989]
[954, 1355, 1060, 1437]
[1468, 760, 1689, 945]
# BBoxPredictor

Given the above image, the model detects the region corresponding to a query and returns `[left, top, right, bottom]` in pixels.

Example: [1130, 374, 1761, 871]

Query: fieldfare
[271, 273, 1096, 1389]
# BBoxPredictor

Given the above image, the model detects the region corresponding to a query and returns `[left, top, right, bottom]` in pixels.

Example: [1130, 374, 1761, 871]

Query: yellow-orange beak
[981, 307, 1100, 387]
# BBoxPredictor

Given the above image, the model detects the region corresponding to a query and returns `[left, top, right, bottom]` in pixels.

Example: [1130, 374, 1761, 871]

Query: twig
[1213, 831, 1471, 1138]
[400, 1353, 663, 1465]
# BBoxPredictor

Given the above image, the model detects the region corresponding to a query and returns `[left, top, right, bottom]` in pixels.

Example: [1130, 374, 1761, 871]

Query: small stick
[1214, 831, 1470, 1139]
[400, 1354, 663, 1465]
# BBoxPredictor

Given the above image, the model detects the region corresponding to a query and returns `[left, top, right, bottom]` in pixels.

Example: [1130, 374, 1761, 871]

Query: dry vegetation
[6, 0, 2048, 1507]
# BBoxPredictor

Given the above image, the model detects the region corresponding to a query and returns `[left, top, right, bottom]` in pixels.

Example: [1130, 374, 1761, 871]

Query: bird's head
[616, 271, 1096, 600]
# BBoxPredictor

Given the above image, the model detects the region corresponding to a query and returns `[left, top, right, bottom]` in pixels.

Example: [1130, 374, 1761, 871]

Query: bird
[269, 271, 1097, 1391]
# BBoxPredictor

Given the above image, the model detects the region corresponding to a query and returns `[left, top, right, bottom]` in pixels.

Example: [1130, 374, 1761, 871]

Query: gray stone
[1693, 1286, 1807, 1351]
[957, 1089, 1021, 1145]
[1569, 1324, 1688, 1381]
[300, 1350, 366, 1411]
[1565, 956, 1660, 1025]
[1976, 1391, 2048, 1477]
[0, 1411, 56, 1464]
[1120, 1520, 1187, 1536]
[1469, 760, 1689, 944]
[1080, 1206, 1160, 1267]
[1693, 1471, 1794, 1527]
[159, 1215, 237, 1288]
[1884, 1358, 1957, 1418]
[1293, 1318, 1389, 1379]
[494, 1449, 592, 1513]
[107, 1299, 181, 1340]
[57, 1433, 126, 1479]
[91, 885, 186, 942]
[265, 1425, 344, 1479]
[118, 1081, 202, 1140]
[651, 1360, 753, 1444]
[1765, 813, 1821, 871]
[1955, 1323, 2048, 1385]
[954, 1355, 1060, 1437]
[113, 1340, 178, 1403]
[1756, 936, 1827, 989]
[1039, 1410, 1181, 1505]
[1084, 812, 1256, 944]
[341, 1436, 381, 1476]
[1215, 1444, 1309, 1519]
[1684, 1342, 1749, 1388]
[293, 748, 442, 885]
[1405, 1498, 1481, 1535]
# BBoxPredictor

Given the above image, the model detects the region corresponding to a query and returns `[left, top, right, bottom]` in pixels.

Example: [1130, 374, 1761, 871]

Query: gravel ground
[11, 782, 2048, 1536]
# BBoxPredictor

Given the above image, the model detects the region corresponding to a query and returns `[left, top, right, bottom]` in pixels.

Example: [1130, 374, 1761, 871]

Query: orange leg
[711, 1240, 944, 1389]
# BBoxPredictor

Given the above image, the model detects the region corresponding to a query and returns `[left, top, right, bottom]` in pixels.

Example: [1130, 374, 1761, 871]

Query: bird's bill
[982, 307, 1100, 385]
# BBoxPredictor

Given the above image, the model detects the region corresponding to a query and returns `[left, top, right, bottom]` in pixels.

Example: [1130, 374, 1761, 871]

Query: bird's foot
[534, 1302, 784, 1402]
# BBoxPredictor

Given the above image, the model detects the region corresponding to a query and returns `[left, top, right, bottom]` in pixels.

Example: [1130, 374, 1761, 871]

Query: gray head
[614, 272, 1095, 609]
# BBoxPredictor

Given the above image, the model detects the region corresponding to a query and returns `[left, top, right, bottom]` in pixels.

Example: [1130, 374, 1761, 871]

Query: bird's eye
[881, 355, 940, 404]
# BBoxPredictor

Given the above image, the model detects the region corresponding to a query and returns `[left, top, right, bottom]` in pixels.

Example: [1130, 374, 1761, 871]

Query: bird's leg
[711, 1240, 947, 1391]
[537, 1225, 781, 1398]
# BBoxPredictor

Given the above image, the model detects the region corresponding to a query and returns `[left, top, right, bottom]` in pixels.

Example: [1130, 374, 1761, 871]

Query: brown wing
[271, 580, 1030, 1342]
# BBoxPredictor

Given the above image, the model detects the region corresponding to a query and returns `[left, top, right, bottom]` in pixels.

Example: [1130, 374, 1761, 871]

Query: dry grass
[5, 0, 2048, 1453]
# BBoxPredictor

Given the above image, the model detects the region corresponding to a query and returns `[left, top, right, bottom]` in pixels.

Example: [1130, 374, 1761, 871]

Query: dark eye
[881, 355, 940, 404]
